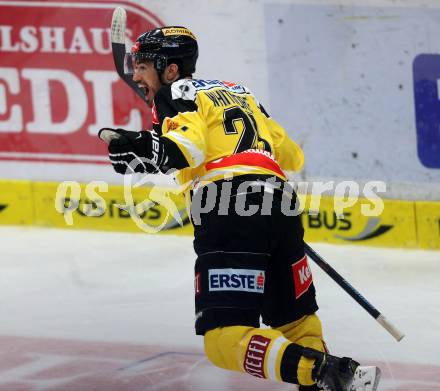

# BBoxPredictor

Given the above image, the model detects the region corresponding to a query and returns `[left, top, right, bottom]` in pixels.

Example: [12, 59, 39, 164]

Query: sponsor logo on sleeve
[243, 335, 270, 378]
[292, 256, 313, 299]
[208, 269, 265, 293]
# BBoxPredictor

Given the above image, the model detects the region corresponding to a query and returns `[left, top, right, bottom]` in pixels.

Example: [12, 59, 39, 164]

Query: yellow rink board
[299, 195, 418, 248]
[0, 179, 438, 249]
[415, 201, 440, 250]
[0, 180, 34, 226]
[32, 181, 193, 236]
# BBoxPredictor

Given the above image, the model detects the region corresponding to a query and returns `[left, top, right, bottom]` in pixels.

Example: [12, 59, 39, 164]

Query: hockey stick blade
[111, 7, 126, 44]
[111, 7, 146, 103]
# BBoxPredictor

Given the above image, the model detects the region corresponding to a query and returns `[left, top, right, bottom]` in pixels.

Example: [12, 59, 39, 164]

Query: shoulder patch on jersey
[191, 79, 250, 95]
[171, 79, 197, 101]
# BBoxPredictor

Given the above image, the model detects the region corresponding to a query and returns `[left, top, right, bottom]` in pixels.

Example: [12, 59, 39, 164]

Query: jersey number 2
[223, 107, 259, 154]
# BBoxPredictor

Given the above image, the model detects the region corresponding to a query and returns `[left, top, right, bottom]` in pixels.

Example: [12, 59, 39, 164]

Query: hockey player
[98, 26, 380, 391]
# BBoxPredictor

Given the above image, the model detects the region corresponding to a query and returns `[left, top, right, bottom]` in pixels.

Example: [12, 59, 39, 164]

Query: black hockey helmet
[125, 26, 198, 78]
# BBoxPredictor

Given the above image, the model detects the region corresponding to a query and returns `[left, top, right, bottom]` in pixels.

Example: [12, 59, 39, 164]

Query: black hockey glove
[98, 127, 165, 174]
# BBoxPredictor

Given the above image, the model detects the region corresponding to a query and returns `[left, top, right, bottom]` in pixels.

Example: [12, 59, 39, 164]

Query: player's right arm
[153, 81, 207, 170]
[98, 80, 207, 176]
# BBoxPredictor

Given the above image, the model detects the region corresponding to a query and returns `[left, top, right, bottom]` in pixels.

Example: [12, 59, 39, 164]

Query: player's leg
[276, 314, 328, 389]
[259, 190, 344, 389]
[204, 324, 306, 380]
[203, 324, 360, 390]
[261, 191, 379, 390]
[275, 314, 359, 391]
[193, 184, 272, 338]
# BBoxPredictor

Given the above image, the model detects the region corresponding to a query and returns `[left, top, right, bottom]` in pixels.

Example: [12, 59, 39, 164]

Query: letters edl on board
[0, 0, 164, 164]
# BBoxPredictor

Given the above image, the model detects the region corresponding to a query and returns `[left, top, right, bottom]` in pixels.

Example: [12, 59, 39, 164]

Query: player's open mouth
[138, 84, 149, 96]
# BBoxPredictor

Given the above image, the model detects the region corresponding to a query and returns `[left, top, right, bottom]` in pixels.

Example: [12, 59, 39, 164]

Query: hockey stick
[111, 7, 146, 103]
[304, 242, 405, 342]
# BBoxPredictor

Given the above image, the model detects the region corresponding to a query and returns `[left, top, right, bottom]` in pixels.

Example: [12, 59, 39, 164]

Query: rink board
[414, 201, 440, 250]
[299, 195, 419, 248]
[32, 181, 192, 236]
[0, 179, 439, 249]
[0, 180, 34, 226]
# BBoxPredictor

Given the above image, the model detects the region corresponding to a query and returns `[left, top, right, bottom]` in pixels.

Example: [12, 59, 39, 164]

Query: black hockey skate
[302, 348, 380, 391]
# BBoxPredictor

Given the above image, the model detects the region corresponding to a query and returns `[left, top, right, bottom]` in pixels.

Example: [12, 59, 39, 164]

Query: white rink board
[264, 1, 440, 194]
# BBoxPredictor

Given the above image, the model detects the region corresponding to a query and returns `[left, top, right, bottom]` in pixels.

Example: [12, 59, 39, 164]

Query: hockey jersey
[152, 79, 304, 189]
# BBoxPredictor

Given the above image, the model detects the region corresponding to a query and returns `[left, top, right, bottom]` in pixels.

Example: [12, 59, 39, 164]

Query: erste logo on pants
[208, 268, 265, 293]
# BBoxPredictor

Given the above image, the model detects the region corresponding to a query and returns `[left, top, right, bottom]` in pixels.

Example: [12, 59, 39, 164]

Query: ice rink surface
[0, 226, 439, 390]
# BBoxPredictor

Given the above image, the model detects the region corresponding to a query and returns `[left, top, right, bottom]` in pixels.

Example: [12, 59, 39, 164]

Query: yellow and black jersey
[152, 79, 304, 189]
